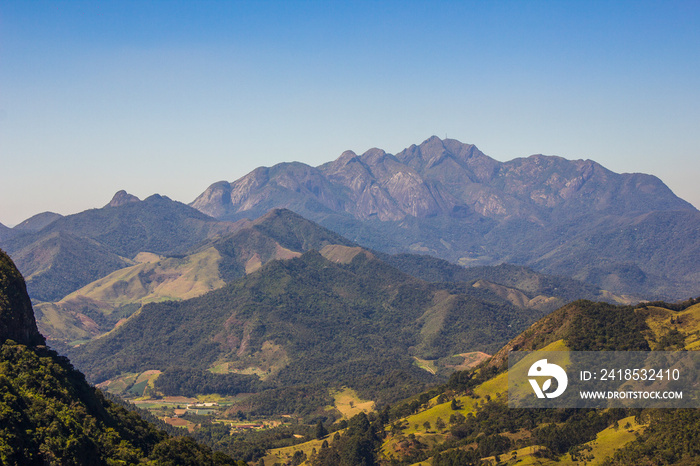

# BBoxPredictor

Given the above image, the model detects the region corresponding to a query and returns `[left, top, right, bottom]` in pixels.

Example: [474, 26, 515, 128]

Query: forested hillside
[0, 248, 243, 465]
[68, 249, 548, 413]
[257, 298, 700, 466]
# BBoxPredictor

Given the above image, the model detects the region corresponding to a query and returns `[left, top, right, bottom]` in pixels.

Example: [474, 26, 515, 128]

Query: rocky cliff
[0, 248, 45, 346]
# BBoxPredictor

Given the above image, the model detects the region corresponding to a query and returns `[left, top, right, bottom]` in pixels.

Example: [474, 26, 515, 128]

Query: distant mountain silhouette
[191, 136, 699, 299]
[13, 211, 63, 232]
[1, 192, 238, 301]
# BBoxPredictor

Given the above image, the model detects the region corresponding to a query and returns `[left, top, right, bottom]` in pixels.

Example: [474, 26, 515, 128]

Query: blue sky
[1, 0, 699, 225]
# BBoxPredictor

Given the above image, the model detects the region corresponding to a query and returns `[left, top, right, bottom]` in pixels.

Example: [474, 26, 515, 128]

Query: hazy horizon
[2, 1, 699, 225]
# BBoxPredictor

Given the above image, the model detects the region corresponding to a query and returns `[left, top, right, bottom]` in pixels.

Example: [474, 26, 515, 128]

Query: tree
[435, 417, 446, 431]
[316, 420, 328, 439]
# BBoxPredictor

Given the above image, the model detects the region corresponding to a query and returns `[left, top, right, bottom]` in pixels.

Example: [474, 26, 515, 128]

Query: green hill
[33, 208, 360, 343]
[380, 253, 634, 311]
[0, 248, 242, 465]
[67, 249, 547, 412]
[34, 193, 236, 258]
[263, 298, 700, 466]
[12, 211, 63, 232]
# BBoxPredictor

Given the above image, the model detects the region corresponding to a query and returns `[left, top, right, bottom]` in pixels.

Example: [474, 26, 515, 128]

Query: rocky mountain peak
[323, 150, 359, 173]
[337, 150, 359, 164]
[107, 190, 140, 207]
[0, 249, 45, 346]
[189, 181, 232, 218]
[359, 147, 391, 166]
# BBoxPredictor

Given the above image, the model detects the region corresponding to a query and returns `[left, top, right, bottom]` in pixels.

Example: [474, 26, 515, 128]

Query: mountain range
[191, 136, 700, 300]
[33, 208, 355, 343]
[2, 207, 699, 464]
[1, 192, 239, 302]
[29, 207, 620, 348]
[2, 136, 697, 305]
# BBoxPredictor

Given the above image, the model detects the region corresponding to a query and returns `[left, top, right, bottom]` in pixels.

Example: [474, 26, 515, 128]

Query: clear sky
[1, 0, 699, 226]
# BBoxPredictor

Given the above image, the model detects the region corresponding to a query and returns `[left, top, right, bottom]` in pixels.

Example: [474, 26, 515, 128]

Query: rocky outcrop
[0, 249, 45, 346]
[106, 190, 140, 207]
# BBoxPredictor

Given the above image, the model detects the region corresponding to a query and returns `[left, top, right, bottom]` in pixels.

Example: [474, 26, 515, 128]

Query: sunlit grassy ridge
[644, 302, 700, 350]
[262, 437, 331, 466]
[35, 247, 226, 343]
[331, 388, 375, 419]
[560, 415, 644, 465]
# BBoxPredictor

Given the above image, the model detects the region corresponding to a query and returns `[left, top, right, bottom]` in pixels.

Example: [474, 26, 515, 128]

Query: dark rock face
[0, 249, 45, 346]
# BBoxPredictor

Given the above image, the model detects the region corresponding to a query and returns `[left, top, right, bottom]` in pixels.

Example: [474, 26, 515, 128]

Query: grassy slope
[35, 247, 226, 343]
[643, 302, 700, 350]
[277, 300, 700, 465]
[559, 415, 645, 465]
[379, 340, 569, 461]
[332, 388, 376, 419]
